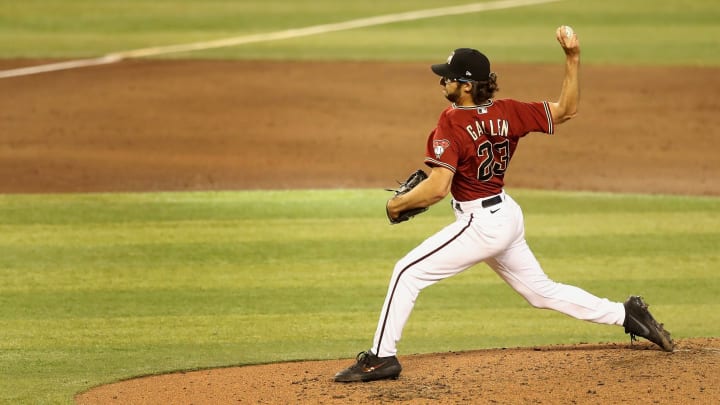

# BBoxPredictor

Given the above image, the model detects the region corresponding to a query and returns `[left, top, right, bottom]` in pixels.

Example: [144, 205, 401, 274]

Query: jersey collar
[451, 99, 494, 110]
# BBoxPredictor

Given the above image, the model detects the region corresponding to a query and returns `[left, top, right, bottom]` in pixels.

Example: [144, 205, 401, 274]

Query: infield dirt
[1, 59, 718, 404]
[1, 59, 719, 195]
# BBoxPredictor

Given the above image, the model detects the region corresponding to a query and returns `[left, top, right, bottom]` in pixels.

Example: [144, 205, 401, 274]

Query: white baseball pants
[371, 192, 625, 357]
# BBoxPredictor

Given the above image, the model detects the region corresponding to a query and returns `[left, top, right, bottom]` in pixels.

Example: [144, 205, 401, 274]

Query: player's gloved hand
[385, 169, 429, 224]
[386, 203, 428, 224]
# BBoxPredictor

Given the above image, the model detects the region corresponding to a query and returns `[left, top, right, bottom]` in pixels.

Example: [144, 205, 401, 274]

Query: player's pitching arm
[386, 166, 453, 220]
[548, 25, 580, 125]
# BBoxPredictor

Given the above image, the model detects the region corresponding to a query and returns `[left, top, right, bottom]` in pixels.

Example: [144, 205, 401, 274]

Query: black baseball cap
[431, 48, 491, 81]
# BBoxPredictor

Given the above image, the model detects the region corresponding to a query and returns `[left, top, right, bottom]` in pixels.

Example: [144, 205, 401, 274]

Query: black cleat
[623, 295, 674, 352]
[334, 350, 402, 382]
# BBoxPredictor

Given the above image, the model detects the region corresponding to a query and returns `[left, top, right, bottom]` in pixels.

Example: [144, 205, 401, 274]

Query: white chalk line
[0, 0, 560, 79]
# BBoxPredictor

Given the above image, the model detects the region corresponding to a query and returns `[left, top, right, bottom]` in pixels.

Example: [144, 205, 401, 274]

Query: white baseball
[564, 26, 574, 39]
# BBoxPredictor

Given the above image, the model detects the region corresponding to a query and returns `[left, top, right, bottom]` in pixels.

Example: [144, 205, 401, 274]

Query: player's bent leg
[486, 240, 625, 326]
[335, 216, 489, 383]
[371, 217, 488, 357]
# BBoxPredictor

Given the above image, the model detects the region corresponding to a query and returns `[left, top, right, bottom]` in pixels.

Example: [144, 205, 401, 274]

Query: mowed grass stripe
[1, 208, 718, 244]
[0, 0, 717, 65]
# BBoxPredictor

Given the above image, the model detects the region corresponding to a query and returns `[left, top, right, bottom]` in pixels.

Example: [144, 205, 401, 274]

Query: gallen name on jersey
[465, 119, 509, 141]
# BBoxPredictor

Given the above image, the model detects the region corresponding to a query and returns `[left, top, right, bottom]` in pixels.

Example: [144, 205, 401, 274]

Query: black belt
[453, 195, 502, 213]
[481, 195, 502, 208]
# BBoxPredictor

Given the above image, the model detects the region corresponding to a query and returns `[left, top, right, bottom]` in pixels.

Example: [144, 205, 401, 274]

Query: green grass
[0, 0, 718, 65]
[0, 189, 718, 403]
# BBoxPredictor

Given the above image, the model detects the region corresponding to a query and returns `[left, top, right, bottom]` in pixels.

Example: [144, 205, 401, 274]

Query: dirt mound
[76, 338, 719, 404]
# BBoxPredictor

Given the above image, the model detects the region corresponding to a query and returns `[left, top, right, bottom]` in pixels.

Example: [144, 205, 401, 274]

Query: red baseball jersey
[425, 99, 554, 201]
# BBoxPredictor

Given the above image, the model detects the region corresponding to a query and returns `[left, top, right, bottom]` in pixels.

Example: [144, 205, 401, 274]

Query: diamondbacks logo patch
[433, 139, 450, 159]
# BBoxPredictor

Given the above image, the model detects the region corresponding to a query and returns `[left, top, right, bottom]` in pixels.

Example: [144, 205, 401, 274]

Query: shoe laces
[355, 351, 369, 362]
[355, 351, 375, 366]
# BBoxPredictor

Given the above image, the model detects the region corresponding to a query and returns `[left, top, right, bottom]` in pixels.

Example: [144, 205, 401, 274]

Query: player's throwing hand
[556, 25, 580, 57]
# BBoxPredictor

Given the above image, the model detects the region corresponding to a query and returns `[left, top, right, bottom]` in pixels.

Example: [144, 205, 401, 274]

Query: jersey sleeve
[424, 110, 461, 172]
[507, 100, 554, 136]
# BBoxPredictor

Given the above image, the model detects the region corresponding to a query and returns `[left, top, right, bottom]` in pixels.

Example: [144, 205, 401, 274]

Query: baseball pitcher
[335, 26, 673, 383]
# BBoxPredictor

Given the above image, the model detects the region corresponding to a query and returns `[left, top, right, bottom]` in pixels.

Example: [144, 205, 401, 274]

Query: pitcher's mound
[77, 338, 719, 404]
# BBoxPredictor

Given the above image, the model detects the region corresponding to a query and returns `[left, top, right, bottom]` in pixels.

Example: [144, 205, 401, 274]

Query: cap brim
[431, 63, 455, 77]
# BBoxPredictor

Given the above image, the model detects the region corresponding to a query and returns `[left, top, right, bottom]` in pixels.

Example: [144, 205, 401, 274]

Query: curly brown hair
[469, 72, 499, 104]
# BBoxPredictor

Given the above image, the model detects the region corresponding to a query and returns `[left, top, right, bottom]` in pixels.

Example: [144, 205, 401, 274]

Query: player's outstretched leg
[623, 295, 674, 352]
[334, 350, 402, 382]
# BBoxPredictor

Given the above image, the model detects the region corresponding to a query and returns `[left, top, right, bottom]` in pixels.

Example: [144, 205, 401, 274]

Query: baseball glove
[385, 169, 429, 224]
